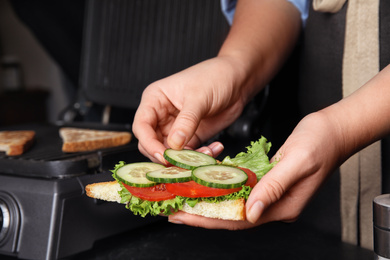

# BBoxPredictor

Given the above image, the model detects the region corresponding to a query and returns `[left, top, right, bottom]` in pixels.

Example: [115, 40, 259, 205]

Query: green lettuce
[115, 178, 184, 217]
[221, 136, 276, 181]
[112, 137, 275, 217]
[183, 185, 252, 207]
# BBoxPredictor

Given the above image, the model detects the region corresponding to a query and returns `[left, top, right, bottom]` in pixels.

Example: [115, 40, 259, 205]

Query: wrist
[215, 54, 264, 106]
[315, 102, 372, 164]
[296, 111, 348, 168]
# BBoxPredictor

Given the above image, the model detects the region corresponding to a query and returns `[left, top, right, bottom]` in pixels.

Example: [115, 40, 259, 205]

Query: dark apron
[297, 0, 390, 242]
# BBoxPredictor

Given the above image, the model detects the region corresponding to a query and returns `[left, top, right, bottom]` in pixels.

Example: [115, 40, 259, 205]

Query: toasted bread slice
[85, 181, 246, 221]
[60, 127, 132, 153]
[0, 130, 35, 156]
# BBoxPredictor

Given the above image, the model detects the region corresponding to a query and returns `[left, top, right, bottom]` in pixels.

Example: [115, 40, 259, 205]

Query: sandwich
[0, 130, 35, 156]
[86, 137, 276, 221]
[59, 127, 132, 153]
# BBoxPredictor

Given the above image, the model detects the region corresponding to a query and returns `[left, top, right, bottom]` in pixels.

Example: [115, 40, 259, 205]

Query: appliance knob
[0, 200, 10, 242]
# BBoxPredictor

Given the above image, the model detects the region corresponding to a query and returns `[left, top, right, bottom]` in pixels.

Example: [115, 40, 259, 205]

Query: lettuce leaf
[183, 185, 252, 207]
[221, 136, 276, 181]
[113, 171, 184, 217]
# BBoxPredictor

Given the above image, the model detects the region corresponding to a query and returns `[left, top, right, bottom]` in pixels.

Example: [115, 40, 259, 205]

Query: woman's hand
[132, 57, 247, 163]
[132, 0, 301, 163]
[168, 112, 345, 229]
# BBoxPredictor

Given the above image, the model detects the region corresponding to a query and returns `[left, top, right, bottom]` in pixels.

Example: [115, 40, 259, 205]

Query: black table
[68, 219, 373, 260]
[0, 214, 374, 260]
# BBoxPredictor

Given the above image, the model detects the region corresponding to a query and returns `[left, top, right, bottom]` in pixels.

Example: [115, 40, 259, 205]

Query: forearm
[318, 65, 390, 161]
[218, 0, 302, 104]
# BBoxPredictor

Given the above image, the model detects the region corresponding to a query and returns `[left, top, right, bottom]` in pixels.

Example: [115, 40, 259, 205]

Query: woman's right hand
[132, 56, 248, 163]
[132, 0, 302, 163]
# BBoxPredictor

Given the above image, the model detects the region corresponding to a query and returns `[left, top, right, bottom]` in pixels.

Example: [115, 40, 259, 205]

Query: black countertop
[0, 204, 376, 260]
[66, 219, 373, 260]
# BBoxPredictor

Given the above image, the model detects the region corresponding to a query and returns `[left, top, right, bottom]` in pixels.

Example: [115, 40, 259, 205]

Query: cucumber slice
[192, 165, 248, 189]
[164, 149, 217, 170]
[146, 167, 192, 183]
[115, 162, 166, 187]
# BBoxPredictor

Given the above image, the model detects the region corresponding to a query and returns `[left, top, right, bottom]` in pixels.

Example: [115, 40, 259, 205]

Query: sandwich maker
[0, 0, 230, 259]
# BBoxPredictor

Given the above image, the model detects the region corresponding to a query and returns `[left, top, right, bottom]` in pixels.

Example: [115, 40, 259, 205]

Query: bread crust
[0, 130, 35, 156]
[85, 181, 246, 221]
[60, 127, 132, 152]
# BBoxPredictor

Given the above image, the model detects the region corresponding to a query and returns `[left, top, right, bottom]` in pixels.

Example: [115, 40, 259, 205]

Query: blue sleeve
[288, 0, 309, 25]
[220, 0, 237, 25]
[221, 0, 309, 26]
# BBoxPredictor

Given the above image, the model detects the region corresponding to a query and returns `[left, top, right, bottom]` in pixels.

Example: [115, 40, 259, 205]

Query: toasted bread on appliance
[0, 130, 35, 156]
[85, 181, 246, 221]
[59, 127, 132, 153]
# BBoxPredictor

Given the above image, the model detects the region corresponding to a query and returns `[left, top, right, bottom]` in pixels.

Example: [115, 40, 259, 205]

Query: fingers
[196, 142, 225, 158]
[137, 141, 167, 164]
[168, 211, 257, 230]
[132, 102, 169, 163]
[245, 151, 305, 224]
[167, 104, 205, 150]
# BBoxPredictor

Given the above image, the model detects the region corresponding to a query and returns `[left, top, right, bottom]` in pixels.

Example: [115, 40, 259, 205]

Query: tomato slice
[123, 183, 176, 201]
[238, 167, 257, 188]
[165, 167, 257, 198]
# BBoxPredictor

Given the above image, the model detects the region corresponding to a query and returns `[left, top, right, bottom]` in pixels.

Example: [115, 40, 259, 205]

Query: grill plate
[0, 123, 138, 178]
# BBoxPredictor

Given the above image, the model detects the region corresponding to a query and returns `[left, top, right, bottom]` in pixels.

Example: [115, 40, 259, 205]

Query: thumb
[245, 153, 299, 224]
[167, 104, 204, 150]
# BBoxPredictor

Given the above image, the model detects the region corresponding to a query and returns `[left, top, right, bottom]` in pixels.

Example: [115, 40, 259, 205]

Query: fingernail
[197, 147, 212, 156]
[168, 218, 183, 225]
[154, 153, 165, 164]
[209, 142, 224, 156]
[247, 201, 264, 223]
[170, 131, 186, 149]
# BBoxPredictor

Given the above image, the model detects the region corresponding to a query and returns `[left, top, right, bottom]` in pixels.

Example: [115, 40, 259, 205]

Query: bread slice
[181, 198, 245, 221]
[0, 130, 35, 156]
[86, 181, 122, 203]
[85, 181, 246, 221]
[60, 127, 132, 153]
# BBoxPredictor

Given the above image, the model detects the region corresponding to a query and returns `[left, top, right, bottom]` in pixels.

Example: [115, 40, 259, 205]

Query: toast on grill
[0, 130, 36, 156]
[60, 127, 132, 153]
[85, 181, 246, 221]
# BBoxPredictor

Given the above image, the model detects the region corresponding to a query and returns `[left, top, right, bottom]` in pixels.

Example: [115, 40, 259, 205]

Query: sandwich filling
[112, 137, 276, 218]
